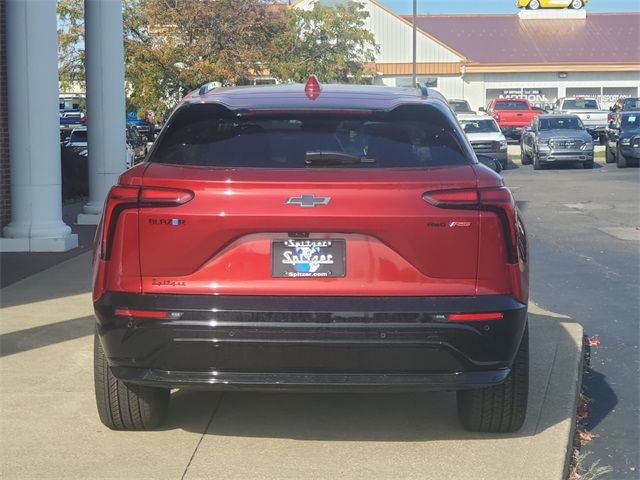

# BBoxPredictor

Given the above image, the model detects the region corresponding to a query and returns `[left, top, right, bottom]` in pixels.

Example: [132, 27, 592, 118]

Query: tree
[57, 0, 85, 91]
[56, 0, 379, 120]
[125, 0, 286, 118]
[269, 1, 378, 84]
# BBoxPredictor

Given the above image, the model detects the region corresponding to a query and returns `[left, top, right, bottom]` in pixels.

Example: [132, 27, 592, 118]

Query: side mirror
[478, 107, 486, 112]
[477, 154, 502, 173]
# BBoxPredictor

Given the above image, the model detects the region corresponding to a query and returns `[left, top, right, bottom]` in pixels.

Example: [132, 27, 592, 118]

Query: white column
[77, 0, 127, 225]
[1, 0, 77, 252]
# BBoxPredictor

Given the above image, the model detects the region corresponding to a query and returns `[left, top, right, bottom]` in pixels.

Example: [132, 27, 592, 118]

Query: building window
[395, 77, 438, 88]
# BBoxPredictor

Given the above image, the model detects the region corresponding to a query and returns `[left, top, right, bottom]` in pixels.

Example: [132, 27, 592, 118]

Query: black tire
[617, 146, 628, 168]
[94, 331, 169, 430]
[605, 146, 616, 164]
[583, 160, 594, 169]
[532, 152, 543, 170]
[520, 146, 530, 165]
[457, 324, 529, 433]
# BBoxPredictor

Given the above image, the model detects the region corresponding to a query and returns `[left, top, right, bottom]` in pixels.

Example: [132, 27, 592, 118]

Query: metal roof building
[295, 0, 640, 111]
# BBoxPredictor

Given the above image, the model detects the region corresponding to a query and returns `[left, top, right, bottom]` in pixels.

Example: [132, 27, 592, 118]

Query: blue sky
[378, 0, 640, 14]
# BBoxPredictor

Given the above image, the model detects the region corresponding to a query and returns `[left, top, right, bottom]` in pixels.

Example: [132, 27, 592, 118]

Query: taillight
[139, 187, 193, 206]
[81, 112, 87, 123]
[422, 189, 478, 208]
[423, 187, 519, 264]
[114, 308, 168, 319]
[100, 185, 194, 260]
[607, 112, 613, 122]
[101, 186, 139, 260]
[448, 312, 504, 322]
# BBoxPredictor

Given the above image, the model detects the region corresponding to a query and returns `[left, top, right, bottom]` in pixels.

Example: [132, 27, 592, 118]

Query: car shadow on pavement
[0, 254, 92, 308]
[541, 162, 604, 170]
[581, 341, 618, 430]
[0, 315, 94, 357]
[163, 315, 581, 441]
[504, 160, 521, 171]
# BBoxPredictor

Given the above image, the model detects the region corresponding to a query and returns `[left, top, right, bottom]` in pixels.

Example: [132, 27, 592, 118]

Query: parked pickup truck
[554, 97, 608, 143]
[484, 98, 541, 140]
[59, 109, 86, 141]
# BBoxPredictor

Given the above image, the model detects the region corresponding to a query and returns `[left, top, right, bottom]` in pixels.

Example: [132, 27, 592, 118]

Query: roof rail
[198, 81, 222, 96]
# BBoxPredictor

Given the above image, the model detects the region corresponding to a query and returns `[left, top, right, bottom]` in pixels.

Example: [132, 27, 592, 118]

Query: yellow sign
[516, 0, 588, 9]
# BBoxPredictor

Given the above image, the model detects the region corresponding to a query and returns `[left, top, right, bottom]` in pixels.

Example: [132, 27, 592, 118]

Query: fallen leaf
[577, 395, 590, 420]
[584, 336, 601, 347]
[576, 429, 595, 444]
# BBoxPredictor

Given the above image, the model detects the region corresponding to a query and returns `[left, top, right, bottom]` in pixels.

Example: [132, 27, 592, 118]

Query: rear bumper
[500, 126, 526, 138]
[94, 293, 527, 391]
[110, 369, 510, 392]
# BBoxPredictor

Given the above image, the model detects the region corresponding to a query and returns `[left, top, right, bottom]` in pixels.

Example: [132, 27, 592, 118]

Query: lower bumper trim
[111, 367, 511, 392]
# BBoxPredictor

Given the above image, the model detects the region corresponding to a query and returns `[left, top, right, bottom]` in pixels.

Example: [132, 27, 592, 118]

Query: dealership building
[296, 0, 640, 111]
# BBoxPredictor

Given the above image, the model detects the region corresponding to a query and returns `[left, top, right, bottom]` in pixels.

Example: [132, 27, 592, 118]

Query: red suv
[93, 79, 530, 433]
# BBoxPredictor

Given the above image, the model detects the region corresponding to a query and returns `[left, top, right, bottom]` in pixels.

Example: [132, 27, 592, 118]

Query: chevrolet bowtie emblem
[286, 194, 331, 208]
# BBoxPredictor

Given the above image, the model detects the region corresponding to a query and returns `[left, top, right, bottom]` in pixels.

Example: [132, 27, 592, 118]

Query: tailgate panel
[138, 164, 480, 296]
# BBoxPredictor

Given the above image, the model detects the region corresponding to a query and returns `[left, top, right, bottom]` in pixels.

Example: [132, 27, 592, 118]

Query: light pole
[412, 0, 417, 86]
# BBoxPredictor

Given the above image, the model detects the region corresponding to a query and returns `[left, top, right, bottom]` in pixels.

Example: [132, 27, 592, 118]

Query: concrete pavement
[0, 252, 584, 480]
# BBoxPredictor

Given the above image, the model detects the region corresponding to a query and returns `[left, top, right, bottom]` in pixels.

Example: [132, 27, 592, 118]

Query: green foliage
[269, 1, 378, 84]
[57, 0, 85, 91]
[124, 0, 286, 118]
[57, 0, 379, 120]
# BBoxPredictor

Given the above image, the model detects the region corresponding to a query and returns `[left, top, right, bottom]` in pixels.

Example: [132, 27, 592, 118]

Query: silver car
[520, 114, 594, 170]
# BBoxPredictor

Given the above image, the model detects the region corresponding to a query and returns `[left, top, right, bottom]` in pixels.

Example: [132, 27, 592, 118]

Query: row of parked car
[63, 124, 150, 168]
[60, 95, 155, 165]
[449, 96, 640, 170]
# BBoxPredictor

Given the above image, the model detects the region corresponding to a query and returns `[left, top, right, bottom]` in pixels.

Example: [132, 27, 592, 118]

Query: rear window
[621, 114, 640, 129]
[622, 98, 640, 110]
[539, 117, 584, 130]
[562, 99, 599, 110]
[151, 104, 469, 168]
[493, 100, 529, 111]
[449, 101, 472, 113]
[69, 130, 87, 142]
[460, 119, 499, 134]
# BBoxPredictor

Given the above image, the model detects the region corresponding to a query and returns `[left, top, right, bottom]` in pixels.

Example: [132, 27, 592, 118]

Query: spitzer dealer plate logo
[271, 239, 345, 278]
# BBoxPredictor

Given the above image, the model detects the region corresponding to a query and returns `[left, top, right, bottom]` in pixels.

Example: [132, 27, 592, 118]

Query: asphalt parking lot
[0, 147, 638, 479]
[501, 151, 640, 479]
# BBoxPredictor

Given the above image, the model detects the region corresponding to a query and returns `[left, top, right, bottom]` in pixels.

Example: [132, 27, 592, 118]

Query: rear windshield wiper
[304, 151, 376, 166]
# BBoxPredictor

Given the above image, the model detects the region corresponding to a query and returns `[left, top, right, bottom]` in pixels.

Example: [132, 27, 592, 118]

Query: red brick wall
[0, 0, 10, 230]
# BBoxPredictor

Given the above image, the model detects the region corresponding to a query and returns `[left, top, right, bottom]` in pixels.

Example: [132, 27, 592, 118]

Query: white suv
[458, 114, 509, 169]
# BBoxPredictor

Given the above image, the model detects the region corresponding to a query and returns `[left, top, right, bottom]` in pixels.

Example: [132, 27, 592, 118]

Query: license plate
[271, 239, 345, 278]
